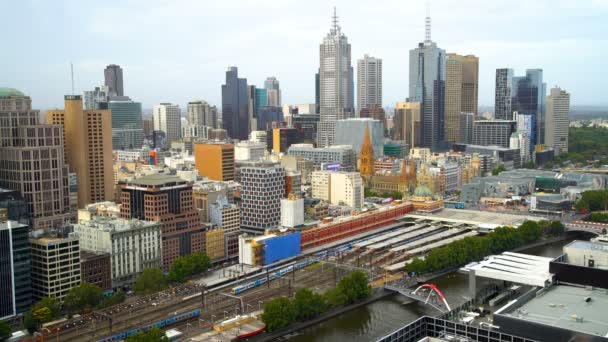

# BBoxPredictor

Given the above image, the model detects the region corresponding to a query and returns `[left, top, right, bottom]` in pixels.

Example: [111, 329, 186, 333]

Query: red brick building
[119, 174, 206, 270]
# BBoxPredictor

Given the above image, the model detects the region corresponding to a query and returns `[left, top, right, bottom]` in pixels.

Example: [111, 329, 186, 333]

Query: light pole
[258, 300, 263, 311]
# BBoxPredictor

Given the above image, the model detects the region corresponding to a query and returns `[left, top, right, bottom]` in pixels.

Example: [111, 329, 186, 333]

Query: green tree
[0, 320, 11, 341]
[335, 271, 371, 304]
[491, 164, 506, 176]
[32, 307, 53, 323]
[586, 212, 608, 223]
[548, 221, 565, 236]
[125, 327, 169, 342]
[24, 314, 37, 334]
[99, 290, 126, 308]
[31, 297, 61, 321]
[522, 161, 536, 169]
[293, 288, 326, 321]
[134, 268, 167, 295]
[168, 253, 211, 283]
[261, 297, 296, 332]
[63, 282, 103, 314]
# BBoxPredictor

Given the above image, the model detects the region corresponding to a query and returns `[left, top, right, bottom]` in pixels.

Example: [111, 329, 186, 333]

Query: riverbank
[247, 289, 393, 342]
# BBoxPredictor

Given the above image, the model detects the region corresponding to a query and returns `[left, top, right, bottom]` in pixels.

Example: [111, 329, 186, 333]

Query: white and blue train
[95, 309, 201, 342]
[231, 257, 320, 295]
[229, 243, 353, 295]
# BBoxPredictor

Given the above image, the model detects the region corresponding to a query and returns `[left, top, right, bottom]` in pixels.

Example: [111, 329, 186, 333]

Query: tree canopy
[0, 320, 12, 341]
[491, 164, 506, 176]
[63, 282, 103, 314]
[125, 327, 169, 342]
[261, 297, 296, 332]
[293, 288, 327, 321]
[168, 252, 211, 283]
[134, 268, 168, 295]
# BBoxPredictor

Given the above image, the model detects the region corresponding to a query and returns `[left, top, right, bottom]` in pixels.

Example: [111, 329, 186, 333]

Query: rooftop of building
[0, 87, 26, 98]
[289, 144, 354, 151]
[405, 208, 541, 227]
[565, 240, 608, 253]
[502, 285, 608, 337]
[123, 173, 188, 186]
[31, 236, 77, 245]
[76, 216, 160, 232]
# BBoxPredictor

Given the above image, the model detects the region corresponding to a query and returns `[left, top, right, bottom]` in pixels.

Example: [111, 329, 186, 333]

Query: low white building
[311, 170, 364, 209]
[114, 149, 150, 163]
[72, 215, 162, 288]
[281, 196, 304, 228]
[235, 141, 266, 161]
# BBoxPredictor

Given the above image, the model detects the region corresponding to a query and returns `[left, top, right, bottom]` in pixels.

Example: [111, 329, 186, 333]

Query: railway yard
[41, 209, 534, 341]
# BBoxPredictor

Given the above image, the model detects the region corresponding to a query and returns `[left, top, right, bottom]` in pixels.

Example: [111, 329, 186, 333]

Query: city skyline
[3, 0, 607, 110]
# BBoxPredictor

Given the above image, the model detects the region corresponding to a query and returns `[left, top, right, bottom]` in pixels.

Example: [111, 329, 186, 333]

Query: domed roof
[414, 185, 432, 197]
[0, 87, 25, 98]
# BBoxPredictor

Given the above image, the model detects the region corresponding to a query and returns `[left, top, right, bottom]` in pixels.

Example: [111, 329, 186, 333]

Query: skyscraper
[187, 100, 218, 136]
[264, 76, 281, 107]
[512, 69, 546, 146]
[357, 54, 382, 113]
[0, 220, 32, 319]
[153, 103, 181, 144]
[394, 101, 422, 148]
[494, 68, 513, 120]
[46, 95, 114, 208]
[317, 8, 355, 147]
[240, 161, 285, 234]
[0, 88, 73, 229]
[222, 67, 249, 140]
[107, 97, 143, 150]
[84, 85, 110, 110]
[445, 53, 478, 143]
[409, 10, 446, 150]
[472, 120, 516, 148]
[104, 64, 124, 96]
[545, 87, 570, 155]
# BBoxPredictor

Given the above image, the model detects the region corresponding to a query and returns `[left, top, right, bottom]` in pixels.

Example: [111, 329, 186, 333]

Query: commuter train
[95, 309, 201, 342]
[229, 243, 353, 295]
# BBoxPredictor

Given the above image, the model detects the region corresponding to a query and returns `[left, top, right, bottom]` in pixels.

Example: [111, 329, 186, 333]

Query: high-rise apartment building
[459, 112, 475, 144]
[317, 9, 355, 147]
[30, 236, 81, 301]
[545, 87, 570, 155]
[84, 85, 110, 110]
[153, 103, 181, 144]
[222, 67, 249, 140]
[472, 120, 516, 148]
[46, 95, 114, 209]
[240, 161, 285, 234]
[511, 69, 546, 146]
[494, 68, 514, 120]
[73, 215, 162, 288]
[194, 143, 235, 181]
[119, 174, 205, 270]
[264, 77, 281, 107]
[0, 220, 31, 319]
[187, 100, 218, 132]
[104, 64, 124, 96]
[0, 89, 73, 229]
[394, 101, 422, 148]
[209, 196, 240, 258]
[445, 53, 478, 143]
[509, 132, 531, 163]
[107, 97, 143, 150]
[409, 12, 446, 150]
[357, 55, 382, 113]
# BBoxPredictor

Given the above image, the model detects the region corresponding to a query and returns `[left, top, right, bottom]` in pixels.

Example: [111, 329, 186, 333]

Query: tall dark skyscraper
[0, 220, 32, 319]
[222, 67, 249, 140]
[512, 69, 546, 146]
[408, 11, 446, 150]
[104, 64, 124, 96]
[494, 68, 514, 120]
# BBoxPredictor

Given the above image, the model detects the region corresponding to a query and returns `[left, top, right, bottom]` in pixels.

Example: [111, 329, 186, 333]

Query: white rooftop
[461, 252, 554, 287]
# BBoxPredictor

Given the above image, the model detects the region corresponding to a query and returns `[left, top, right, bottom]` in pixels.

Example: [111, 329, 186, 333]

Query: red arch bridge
[385, 282, 451, 313]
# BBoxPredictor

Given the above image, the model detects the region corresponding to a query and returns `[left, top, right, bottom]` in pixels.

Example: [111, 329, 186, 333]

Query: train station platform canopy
[461, 252, 554, 287]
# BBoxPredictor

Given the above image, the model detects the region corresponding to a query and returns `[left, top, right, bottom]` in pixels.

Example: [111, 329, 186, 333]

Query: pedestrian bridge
[385, 281, 451, 313]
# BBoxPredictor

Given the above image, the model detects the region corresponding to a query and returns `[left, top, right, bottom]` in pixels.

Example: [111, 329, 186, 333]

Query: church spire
[359, 124, 375, 177]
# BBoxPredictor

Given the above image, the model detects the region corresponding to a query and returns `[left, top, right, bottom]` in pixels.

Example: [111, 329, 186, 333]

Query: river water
[286, 237, 577, 342]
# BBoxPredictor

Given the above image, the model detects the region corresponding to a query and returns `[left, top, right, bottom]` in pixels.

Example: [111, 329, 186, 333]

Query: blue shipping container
[264, 232, 301, 265]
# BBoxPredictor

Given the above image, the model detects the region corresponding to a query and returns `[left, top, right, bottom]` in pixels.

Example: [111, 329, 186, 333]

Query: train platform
[193, 264, 261, 287]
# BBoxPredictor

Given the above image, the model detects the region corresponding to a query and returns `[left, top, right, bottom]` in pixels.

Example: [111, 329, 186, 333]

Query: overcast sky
[3, 0, 607, 111]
